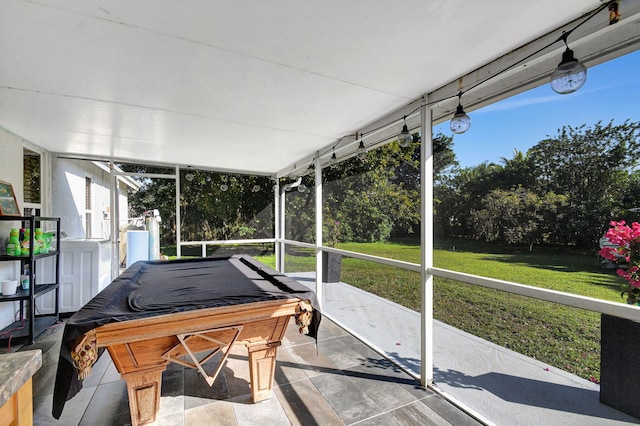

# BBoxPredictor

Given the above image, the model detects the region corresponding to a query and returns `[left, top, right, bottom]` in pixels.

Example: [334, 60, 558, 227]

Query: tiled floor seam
[283, 333, 350, 349]
[346, 397, 452, 426]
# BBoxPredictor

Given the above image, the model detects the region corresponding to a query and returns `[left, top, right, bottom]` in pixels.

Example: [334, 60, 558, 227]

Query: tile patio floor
[12, 275, 640, 425]
[23, 315, 479, 425]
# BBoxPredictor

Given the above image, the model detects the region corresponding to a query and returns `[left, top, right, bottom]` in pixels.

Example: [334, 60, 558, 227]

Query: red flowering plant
[599, 220, 640, 305]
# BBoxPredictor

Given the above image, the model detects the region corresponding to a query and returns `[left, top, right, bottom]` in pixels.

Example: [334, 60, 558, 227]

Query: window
[23, 148, 41, 216]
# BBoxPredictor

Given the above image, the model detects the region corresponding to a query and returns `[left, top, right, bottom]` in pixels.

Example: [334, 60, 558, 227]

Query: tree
[121, 165, 274, 248]
[436, 120, 640, 247]
[470, 188, 568, 250]
[323, 131, 458, 242]
[118, 164, 178, 246]
[435, 162, 502, 238]
[497, 149, 537, 190]
[528, 120, 640, 247]
[121, 130, 460, 249]
[179, 171, 273, 241]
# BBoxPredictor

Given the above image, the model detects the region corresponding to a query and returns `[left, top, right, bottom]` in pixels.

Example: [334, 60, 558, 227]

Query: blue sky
[433, 49, 640, 169]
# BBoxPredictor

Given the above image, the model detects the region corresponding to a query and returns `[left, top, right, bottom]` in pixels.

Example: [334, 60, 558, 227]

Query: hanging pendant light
[357, 136, 367, 160]
[306, 163, 315, 176]
[398, 116, 412, 147]
[450, 92, 471, 134]
[549, 37, 587, 94]
[329, 152, 337, 166]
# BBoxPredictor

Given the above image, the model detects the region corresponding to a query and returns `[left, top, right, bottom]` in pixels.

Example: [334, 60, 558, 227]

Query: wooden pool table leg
[247, 341, 281, 402]
[121, 365, 166, 426]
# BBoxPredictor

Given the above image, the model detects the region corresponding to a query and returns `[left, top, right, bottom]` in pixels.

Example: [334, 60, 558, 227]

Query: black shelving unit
[0, 216, 60, 345]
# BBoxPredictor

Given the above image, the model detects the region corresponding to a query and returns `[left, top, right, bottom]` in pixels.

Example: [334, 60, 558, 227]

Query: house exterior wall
[0, 148, 132, 330]
[0, 129, 25, 328]
[118, 180, 130, 235]
[51, 159, 129, 239]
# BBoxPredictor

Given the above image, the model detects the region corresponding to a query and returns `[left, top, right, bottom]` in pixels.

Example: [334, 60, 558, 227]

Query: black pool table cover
[52, 255, 320, 419]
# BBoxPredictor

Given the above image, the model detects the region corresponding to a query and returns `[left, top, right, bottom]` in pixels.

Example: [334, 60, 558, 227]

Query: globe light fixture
[185, 167, 195, 182]
[550, 45, 587, 94]
[398, 116, 412, 147]
[450, 93, 471, 134]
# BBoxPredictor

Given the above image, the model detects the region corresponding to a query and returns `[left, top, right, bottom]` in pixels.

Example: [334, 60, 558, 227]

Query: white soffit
[0, 0, 608, 174]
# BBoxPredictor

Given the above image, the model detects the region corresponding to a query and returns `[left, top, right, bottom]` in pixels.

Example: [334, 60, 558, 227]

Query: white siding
[0, 129, 25, 329]
[51, 159, 120, 239]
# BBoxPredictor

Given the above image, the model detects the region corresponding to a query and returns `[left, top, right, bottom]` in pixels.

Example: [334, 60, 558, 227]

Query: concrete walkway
[289, 273, 639, 426]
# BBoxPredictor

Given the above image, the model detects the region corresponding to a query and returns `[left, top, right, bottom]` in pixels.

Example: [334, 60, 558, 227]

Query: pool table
[52, 255, 320, 426]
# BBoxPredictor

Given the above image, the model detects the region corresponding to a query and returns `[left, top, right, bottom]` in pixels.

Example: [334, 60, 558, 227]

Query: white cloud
[475, 83, 616, 115]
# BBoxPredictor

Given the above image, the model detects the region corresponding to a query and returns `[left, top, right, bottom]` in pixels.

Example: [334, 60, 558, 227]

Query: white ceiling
[0, 0, 621, 176]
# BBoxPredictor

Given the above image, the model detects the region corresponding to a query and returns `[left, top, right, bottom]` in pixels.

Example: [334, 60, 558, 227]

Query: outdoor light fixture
[357, 140, 367, 160]
[397, 116, 412, 147]
[329, 152, 337, 165]
[185, 166, 195, 182]
[450, 92, 471, 134]
[550, 34, 587, 94]
[332, 2, 607, 141]
[306, 163, 315, 175]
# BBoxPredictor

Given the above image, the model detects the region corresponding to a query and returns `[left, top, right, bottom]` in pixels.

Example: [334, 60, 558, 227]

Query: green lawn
[256, 240, 626, 382]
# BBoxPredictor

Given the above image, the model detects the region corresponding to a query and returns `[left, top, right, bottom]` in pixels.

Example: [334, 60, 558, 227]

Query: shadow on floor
[434, 367, 636, 422]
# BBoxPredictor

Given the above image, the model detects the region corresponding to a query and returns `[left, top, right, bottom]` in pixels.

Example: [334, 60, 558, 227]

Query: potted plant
[598, 220, 640, 419]
[322, 219, 342, 283]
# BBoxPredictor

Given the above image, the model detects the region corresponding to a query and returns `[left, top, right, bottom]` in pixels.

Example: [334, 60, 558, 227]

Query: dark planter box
[600, 313, 640, 419]
[322, 252, 342, 283]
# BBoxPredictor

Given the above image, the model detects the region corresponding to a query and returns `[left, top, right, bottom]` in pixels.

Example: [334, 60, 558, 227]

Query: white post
[279, 181, 287, 272]
[109, 161, 119, 280]
[420, 98, 434, 386]
[273, 179, 281, 272]
[175, 165, 181, 258]
[314, 155, 323, 308]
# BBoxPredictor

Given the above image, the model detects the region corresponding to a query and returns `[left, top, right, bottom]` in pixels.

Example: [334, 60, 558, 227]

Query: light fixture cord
[315, 1, 615, 167]
[455, 0, 614, 99]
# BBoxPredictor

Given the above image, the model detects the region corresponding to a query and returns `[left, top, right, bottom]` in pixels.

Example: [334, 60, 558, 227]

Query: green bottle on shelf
[34, 228, 43, 254]
[21, 228, 30, 256]
[7, 228, 20, 256]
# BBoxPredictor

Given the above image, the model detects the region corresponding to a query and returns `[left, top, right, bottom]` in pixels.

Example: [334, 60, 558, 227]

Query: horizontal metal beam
[179, 238, 276, 246]
[429, 0, 640, 124]
[431, 267, 640, 322]
[322, 246, 422, 273]
[279, 0, 640, 178]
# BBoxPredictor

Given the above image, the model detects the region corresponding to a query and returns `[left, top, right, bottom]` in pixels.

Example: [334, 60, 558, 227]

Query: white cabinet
[36, 238, 111, 314]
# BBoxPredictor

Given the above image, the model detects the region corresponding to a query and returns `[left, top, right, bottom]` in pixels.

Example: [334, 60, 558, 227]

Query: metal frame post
[420, 98, 434, 386]
[273, 179, 281, 272]
[314, 155, 323, 308]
